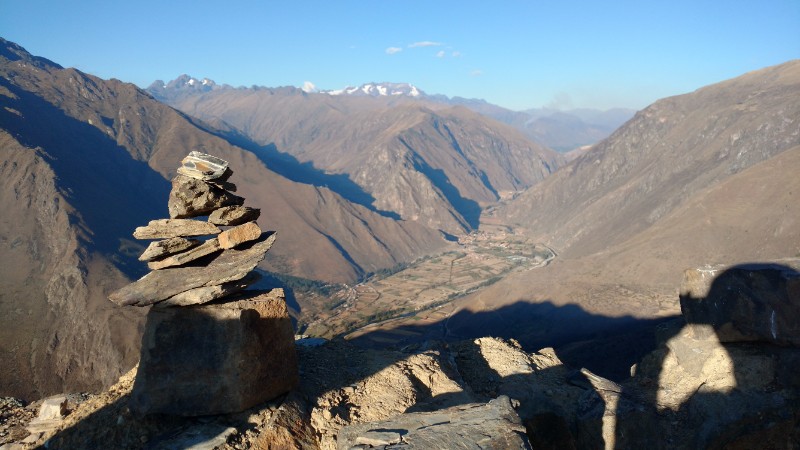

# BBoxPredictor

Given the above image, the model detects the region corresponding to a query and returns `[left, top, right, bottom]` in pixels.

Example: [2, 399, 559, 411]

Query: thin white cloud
[301, 81, 317, 93]
[436, 50, 446, 58]
[409, 41, 443, 48]
[452, 51, 461, 57]
[470, 69, 483, 77]
[385, 47, 403, 55]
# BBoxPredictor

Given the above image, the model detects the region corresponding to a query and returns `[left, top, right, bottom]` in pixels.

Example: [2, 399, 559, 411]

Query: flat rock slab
[139, 237, 201, 261]
[219, 221, 261, 249]
[157, 272, 261, 307]
[133, 219, 220, 240]
[168, 174, 244, 219]
[208, 205, 261, 226]
[147, 238, 221, 270]
[336, 395, 531, 449]
[109, 232, 275, 306]
[176, 151, 229, 181]
[130, 289, 298, 416]
[680, 260, 800, 346]
[26, 396, 67, 434]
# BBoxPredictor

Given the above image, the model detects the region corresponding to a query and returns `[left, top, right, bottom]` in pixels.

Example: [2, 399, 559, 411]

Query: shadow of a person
[580, 262, 800, 449]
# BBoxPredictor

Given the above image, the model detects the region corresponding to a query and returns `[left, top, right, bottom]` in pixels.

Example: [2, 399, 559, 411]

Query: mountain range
[385, 60, 800, 351]
[149, 76, 635, 154]
[2, 33, 798, 405]
[1, 38, 477, 398]
[146, 77, 563, 234]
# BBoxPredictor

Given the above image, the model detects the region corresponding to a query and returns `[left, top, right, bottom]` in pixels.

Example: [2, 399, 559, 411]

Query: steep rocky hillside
[150, 80, 564, 234]
[364, 62, 800, 353]
[442, 144, 800, 338]
[0, 38, 445, 398]
[498, 60, 800, 258]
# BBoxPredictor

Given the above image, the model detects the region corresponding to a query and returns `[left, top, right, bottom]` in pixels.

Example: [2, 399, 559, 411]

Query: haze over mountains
[148, 76, 634, 155]
[2, 34, 798, 406]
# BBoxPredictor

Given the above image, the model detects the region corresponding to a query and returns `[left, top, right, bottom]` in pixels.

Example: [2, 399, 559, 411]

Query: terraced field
[300, 231, 555, 339]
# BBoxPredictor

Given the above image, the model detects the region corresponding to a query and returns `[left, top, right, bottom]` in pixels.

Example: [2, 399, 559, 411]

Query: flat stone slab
[168, 174, 244, 219]
[176, 151, 229, 181]
[26, 396, 67, 434]
[138, 237, 201, 261]
[130, 289, 298, 416]
[336, 395, 531, 449]
[133, 219, 220, 240]
[156, 272, 261, 307]
[147, 238, 222, 270]
[208, 205, 261, 226]
[109, 232, 275, 307]
[680, 260, 800, 346]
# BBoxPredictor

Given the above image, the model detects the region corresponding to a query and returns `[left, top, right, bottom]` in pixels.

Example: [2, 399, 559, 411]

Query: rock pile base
[130, 289, 297, 416]
[108, 151, 298, 417]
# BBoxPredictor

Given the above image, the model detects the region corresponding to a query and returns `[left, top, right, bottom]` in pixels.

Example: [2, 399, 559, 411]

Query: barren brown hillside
[497, 60, 800, 258]
[358, 63, 800, 361]
[154, 82, 563, 233]
[0, 38, 445, 398]
[442, 62, 800, 338]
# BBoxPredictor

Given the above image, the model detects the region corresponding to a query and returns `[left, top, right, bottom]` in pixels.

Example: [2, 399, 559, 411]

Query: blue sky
[2, 1, 798, 110]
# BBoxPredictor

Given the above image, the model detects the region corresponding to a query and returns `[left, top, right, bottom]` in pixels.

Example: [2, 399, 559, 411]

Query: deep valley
[1, 33, 799, 448]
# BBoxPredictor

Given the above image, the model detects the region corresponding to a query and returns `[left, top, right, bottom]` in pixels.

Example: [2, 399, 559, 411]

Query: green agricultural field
[301, 231, 555, 339]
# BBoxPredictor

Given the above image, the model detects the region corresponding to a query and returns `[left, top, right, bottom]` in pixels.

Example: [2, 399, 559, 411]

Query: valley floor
[299, 228, 556, 341]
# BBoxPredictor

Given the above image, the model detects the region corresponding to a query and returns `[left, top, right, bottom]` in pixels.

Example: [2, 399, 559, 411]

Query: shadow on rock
[578, 262, 800, 449]
[32, 263, 800, 449]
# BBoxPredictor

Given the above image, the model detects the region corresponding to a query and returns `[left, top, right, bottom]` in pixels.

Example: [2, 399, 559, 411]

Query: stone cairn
[108, 151, 298, 417]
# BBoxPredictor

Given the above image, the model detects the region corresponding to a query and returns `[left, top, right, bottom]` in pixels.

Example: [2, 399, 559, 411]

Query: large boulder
[580, 321, 800, 449]
[679, 261, 800, 346]
[129, 289, 298, 416]
[577, 276, 800, 450]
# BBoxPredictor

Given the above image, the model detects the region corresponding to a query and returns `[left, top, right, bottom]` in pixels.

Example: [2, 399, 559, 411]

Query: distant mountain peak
[323, 82, 424, 98]
[147, 74, 222, 101]
[0, 37, 62, 70]
[163, 74, 217, 89]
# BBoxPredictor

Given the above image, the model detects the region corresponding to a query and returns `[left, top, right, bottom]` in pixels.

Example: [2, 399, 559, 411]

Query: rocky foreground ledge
[3, 260, 799, 449]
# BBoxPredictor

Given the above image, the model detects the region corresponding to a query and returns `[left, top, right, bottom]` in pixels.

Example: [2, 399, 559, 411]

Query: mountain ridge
[149, 75, 635, 153]
[148, 79, 565, 234]
[0, 38, 446, 398]
[344, 59, 800, 352]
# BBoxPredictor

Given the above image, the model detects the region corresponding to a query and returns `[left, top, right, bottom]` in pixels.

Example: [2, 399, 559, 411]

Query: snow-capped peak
[171, 75, 217, 89]
[323, 82, 425, 98]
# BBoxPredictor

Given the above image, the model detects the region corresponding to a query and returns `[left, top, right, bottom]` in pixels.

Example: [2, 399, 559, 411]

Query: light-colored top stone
[176, 151, 229, 181]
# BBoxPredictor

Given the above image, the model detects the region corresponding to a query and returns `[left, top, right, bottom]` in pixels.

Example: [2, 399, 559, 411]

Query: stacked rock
[108, 151, 298, 417]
